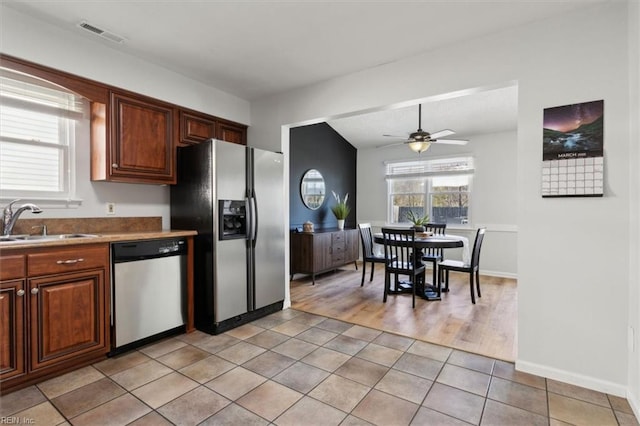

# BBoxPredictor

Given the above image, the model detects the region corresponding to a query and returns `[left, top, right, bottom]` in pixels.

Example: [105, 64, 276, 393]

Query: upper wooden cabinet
[179, 111, 216, 146]
[217, 120, 247, 145]
[92, 91, 176, 184]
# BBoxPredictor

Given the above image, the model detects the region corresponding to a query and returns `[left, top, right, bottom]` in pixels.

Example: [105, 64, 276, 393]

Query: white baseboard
[628, 389, 640, 422]
[516, 359, 627, 397]
[480, 269, 518, 279]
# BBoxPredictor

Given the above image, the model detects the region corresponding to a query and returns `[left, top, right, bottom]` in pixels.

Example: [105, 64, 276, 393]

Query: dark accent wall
[290, 123, 357, 231]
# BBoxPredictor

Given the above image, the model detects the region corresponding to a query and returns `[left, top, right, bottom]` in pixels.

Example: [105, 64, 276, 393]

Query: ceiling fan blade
[433, 138, 469, 145]
[429, 129, 455, 139]
[382, 134, 407, 138]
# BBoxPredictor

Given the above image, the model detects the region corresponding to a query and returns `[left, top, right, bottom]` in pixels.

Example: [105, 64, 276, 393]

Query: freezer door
[214, 140, 249, 322]
[252, 148, 285, 309]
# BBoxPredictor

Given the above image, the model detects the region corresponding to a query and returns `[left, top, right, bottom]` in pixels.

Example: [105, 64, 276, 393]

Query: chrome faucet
[2, 199, 42, 236]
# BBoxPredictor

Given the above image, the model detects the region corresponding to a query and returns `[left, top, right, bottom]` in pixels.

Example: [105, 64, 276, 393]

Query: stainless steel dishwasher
[111, 238, 187, 355]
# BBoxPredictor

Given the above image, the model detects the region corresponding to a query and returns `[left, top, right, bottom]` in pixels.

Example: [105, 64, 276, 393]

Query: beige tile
[272, 362, 330, 393]
[274, 308, 304, 320]
[308, 374, 370, 412]
[271, 319, 313, 337]
[199, 403, 269, 426]
[615, 410, 640, 426]
[372, 332, 415, 352]
[51, 377, 126, 418]
[275, 396, 347, 426]
[301, 347, 351, 372]
[352, 389, 419, 426]
[293, 312, 327, 326]
[548, 378, 610, 407]
[93, 351, 152, 376]
[334, 357, 388, 387]
[245, 330, 290, 349]
[295, 327, 338, 345]
[411, 407, 471, 426]
[242, 351, 296, 378]
[216, 341, 266, 364]
[375, 369, 433, 404]
[482, 399, 549, 426]
[342, 324, 382, 342]
[315, 318, 354, 334]
[205, 367, 267, 400]
[0, 385, 46, 417]
[224, 323, 265, 340]
[131, 372, 199, 409]
[272, 338, 319, 360]
[406, 340, 452, 362]
[14, 401, 65, 426]
[250, 314, 290, 329]
[548, 392, 618, 426]
[157, 386, 230, 426]
[356, 342, 403, 367]
[324, 334, 368, 355]
[193, 333, 240, 354]
[393, 352, 444, 380]
[110, 359, 173, 391]
[492, 359, 546, 390]
[488, 376, 548, 416]
[156, 345, 210, 369]
[236, 381, 303, 421]
[128, 411, 174, 426]
[70, 393, 151, 426]
[138, 337, 187, 358]
[447, 349, 495, 374]
[423, 382, 485, 424]
[37, 366, 105, 399]
[550, 419, 575, 426]
[179, 354, 235, 383]
[436, 363, 490, 396]
[341, 415, 374, 426]
[175, 330, 214, 346]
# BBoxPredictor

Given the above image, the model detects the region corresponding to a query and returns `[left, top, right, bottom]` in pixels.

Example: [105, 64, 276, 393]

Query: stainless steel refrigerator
[170, 139, 285, 334]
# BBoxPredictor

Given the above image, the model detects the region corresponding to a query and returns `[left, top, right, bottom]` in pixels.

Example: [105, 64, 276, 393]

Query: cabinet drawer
[331, 232, 344, 244]
[0, 254, 26, 281]
[28, 245, 108, 276]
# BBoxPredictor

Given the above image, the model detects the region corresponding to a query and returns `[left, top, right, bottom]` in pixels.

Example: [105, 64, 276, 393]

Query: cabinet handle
[17, 289, 25, 297]
[31, 288, 38, 295]
[56, 258, 85, 265]
[112, 163, 119, 169]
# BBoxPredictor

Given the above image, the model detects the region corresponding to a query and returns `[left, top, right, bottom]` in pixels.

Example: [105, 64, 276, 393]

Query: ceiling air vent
[77, 21, 126, 44]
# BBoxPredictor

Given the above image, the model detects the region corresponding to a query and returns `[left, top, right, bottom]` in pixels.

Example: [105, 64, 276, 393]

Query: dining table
[373, 231, 468, 301]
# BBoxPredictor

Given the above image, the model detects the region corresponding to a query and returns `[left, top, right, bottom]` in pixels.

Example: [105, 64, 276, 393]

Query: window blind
[385, 156, 474, 179]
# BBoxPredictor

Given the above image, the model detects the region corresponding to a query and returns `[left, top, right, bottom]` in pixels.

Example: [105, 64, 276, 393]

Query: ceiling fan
[378, 104, 469, 153]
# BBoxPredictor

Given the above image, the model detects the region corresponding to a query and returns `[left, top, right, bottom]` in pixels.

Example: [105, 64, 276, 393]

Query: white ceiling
[3, 0, 605, 148]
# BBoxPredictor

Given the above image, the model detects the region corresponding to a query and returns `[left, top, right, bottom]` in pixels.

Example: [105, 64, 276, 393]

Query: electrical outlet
[106, 202, 116, 215]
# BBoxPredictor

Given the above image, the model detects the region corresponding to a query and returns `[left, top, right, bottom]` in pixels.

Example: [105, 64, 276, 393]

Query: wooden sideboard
[290, 228, 359, 284]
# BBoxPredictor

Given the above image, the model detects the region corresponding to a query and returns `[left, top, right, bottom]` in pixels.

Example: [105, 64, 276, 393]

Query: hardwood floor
[290, 262, 517, 361]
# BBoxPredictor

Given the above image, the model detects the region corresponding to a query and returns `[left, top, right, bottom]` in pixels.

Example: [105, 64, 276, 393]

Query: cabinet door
[345, 229, 360, 262]
[29, 270, 106, 371]
[180, 111, 216, 146]
[216, 121, 247, 145]
[109, 92, 175, 183]
[314, 233, 334, 271]
[0, 279, 26, 382]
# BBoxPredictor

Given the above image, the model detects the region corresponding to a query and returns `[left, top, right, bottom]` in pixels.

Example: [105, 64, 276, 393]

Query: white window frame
[0, 68, 83, 206]
[385, 156, 474, 227]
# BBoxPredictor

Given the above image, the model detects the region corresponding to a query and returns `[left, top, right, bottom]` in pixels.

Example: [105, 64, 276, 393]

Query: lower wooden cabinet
[0, 244, 110, 394]
[290, 229, 359, 284]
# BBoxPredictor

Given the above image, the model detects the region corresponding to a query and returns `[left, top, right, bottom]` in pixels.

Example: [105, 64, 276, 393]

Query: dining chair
[358, 223, 388, 286]
[438, 228, 486, 304]
[381, 227, 426, 308]
[422, 223, 447, 291]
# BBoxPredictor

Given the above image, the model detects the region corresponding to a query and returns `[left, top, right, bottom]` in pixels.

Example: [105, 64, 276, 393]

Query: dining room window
[386, 156, 474, 225]
[0, 67, 84, 203]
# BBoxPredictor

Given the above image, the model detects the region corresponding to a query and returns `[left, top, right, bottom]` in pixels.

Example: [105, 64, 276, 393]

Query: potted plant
[331, 191, 351, 230]
[406, 209, 429, 232]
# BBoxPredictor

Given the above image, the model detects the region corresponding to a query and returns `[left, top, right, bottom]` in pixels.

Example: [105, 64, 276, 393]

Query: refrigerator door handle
[249, 195, 258, 242]
[245, 197, 252, 241]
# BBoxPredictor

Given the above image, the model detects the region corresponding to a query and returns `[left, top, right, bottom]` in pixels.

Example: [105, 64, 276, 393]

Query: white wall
[250, 2, 636, 399]
[357, 129, 518, 277]
[0, 5, 251, 229]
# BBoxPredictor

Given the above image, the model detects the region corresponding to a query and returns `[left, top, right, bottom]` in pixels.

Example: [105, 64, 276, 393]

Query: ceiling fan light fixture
[408, 141, 431, 154]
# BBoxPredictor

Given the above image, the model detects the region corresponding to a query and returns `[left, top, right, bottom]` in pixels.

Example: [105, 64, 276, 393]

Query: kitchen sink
[0, 234, 100, 244]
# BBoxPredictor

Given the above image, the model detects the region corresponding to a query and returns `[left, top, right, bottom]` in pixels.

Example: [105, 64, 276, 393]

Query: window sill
[0, 197, 83, 209]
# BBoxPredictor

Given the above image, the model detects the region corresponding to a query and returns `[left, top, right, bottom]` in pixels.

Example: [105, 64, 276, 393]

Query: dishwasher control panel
[112, 238, 187, 263]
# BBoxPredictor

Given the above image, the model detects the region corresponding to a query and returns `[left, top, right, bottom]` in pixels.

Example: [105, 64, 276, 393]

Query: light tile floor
[1, 308, 638, 426]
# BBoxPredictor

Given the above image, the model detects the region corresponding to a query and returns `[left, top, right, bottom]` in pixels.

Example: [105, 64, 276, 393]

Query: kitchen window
[0, 68, 84, 204]
[386, 156, 473, 226]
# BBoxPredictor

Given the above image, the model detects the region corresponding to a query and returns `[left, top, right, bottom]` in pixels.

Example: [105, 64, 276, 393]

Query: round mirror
[301, 169, 325, 210]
